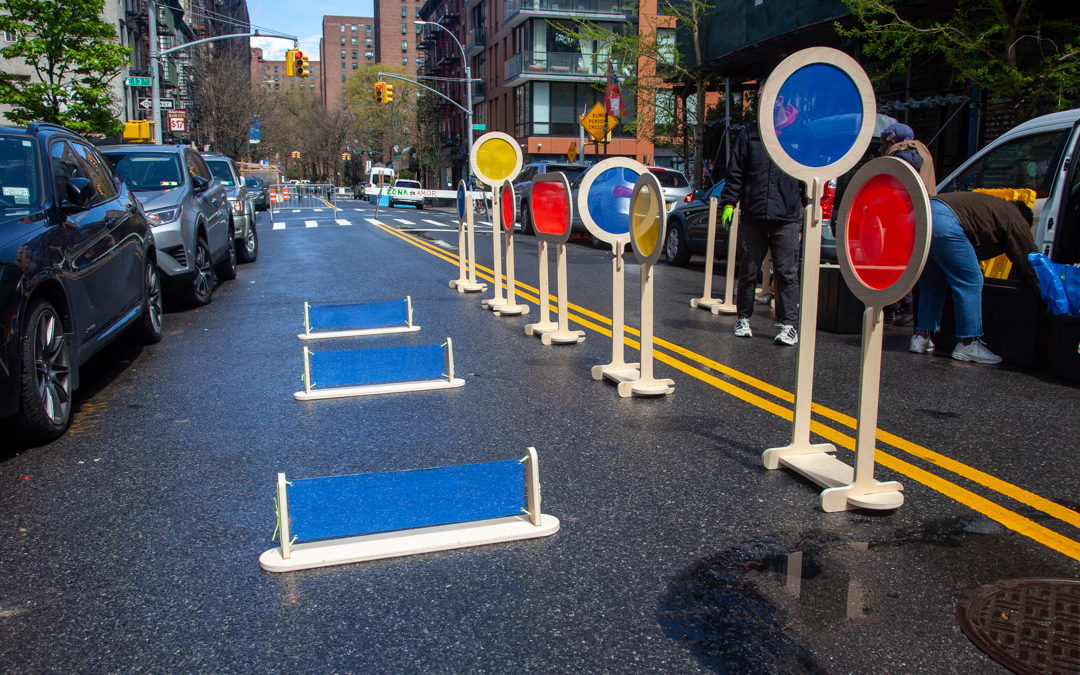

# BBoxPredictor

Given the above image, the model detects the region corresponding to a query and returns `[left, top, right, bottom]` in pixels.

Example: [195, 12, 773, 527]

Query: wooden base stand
[691, 202, 737, 315]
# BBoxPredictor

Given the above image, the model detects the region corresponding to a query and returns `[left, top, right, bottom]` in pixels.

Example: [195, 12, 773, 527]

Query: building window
[342, 75, 346, 82]
[273, 66, 278, 72]
[416, 24, 423, 34]
[402, 57, 408, 65]
[416, 57, 425, 68]
[4, 30, 16, 42]
[401, 40, 408, 51]
[414, 7, 421, 17]
[340, 24, 345, 33]
[352, 63, 358, 70]
[351, 24, 357, 32]
[340, 37, 345, 45]
[341, 50, 346, 59]
[352, 50, 358, 59]
[351, 37, 357, 46]
[365, 38, 373, 48]
[400, 6, 407, 16]
[365, 24, 373, 35]
[341, 62, 346, 70]
[365, 51, 374, 59]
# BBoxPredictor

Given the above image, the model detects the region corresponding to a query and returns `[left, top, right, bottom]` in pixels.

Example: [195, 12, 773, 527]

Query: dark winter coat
[718, 123, 805, 224]
[934, 191, 1038, 287]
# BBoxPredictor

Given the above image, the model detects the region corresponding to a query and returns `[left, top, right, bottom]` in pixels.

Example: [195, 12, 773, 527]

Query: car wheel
[133, 257, 164, 344]
[521, 201, 534, 235]
[216, 227, 238, 281]
[18, 298, 73, 443]
[184, 236, 215, 307]
[663, 221, 691, 266]
[237, 219, 258, 263]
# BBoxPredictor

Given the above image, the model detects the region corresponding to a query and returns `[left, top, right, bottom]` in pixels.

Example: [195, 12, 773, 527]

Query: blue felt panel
[309, 344, 446, 389]
[308, 299, 409, 332]
[288, 459, 526, 541]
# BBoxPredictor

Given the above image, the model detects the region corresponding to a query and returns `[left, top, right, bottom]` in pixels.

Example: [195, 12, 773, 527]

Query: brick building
[318, 16, 377, 108]
[250, 47, 322, 97]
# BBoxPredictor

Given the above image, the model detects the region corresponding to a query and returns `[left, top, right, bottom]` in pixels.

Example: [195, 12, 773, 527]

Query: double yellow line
[364, 217, 1080, 561]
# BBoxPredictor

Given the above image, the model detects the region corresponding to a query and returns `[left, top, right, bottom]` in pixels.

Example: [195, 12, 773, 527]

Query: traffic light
[291, 150, 300, 159]
[295, 50, 309, 78]
[374, 81, 384, 104]
[341, 152, 352, 161]
[285, 48, 296, 77]
[384, 83, 394, 103]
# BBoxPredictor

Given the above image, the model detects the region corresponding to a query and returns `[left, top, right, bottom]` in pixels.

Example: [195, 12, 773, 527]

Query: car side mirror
[192, 174, 210, 193]
[63, 177, 96, 209]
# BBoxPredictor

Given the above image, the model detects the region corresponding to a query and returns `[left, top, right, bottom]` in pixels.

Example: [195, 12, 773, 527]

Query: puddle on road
[657, 517, 1065, 673]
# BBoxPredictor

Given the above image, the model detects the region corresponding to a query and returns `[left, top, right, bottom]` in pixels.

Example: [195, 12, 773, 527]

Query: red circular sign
[844, 173, 916, 291]
[501, 183, 515, 232]
[532, 180, 570, 238]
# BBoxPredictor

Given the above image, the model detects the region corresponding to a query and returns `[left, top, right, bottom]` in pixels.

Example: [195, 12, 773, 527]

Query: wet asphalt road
[2, 196, 1078, 673]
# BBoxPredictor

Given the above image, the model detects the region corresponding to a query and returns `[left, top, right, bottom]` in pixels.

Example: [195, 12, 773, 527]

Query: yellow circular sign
[629, 173, 665, 265]
[470, 132, 522, 187]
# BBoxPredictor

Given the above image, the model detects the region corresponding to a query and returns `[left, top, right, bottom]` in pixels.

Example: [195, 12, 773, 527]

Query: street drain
[957, 578, 1080, 674]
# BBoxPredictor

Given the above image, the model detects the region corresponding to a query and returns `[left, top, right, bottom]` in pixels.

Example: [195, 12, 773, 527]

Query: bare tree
[189, 52, 266, 159]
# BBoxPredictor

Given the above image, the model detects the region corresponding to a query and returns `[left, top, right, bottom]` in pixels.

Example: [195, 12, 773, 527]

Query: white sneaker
[734, 318, 752, 338]
[952, 339, 1003, 364]
[774, 324, 798, 345]
[909, 334, 935, 354]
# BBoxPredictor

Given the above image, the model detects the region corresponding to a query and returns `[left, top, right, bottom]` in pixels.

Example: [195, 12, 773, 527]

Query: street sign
[124, 76, 151, 87]
[167, 110, 187, 133]
[579, 102, 618, 144]
[567, 142, 577, 163]
[138, 98, 174, 110]
[472, 124, 486, 131]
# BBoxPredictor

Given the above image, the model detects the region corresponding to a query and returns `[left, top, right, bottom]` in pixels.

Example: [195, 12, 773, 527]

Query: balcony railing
[505, 51, 607, 81]
[472, 81, 487, 101]
[505, 0, 632, 28]
[465, 25, 486, 56]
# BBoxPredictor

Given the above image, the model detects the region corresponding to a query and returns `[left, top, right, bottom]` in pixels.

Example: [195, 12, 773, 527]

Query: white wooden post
[277, 473, 292, 560]
[592, 240, 639, 382]
[543, 242, 585, 344]
[524, 447, 542, 526]
[481, 187, 507, 310]
[525, 240, 558, 336]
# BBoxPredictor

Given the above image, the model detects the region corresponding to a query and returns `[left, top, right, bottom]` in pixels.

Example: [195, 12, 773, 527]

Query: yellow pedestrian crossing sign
[580, 102, 618, 143]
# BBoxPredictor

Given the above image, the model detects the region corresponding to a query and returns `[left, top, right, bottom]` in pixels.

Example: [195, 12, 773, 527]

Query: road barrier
[298, 297, 420, 341]
[295, 339, 464, 401]
[259, 447, 559, 572]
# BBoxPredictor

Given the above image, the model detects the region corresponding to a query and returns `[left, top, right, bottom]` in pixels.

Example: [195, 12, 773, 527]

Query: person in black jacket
[718, 118, 805, 345]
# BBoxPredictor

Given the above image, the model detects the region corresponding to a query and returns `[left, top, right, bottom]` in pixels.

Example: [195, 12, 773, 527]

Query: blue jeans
[915, 200, 984, 338]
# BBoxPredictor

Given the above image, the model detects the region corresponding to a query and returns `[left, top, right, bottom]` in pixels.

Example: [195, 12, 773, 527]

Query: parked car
[647, 166, 693, 211]
[388, 179, 423, 208]
[513, 161, 590, 235]
[0, 122, 163, 442]
[201, 152, 258, 263]
[101, 143, 234, 306]
[937, 107, 1080, 265]
[662, 180, 729, 265]
[246, 175, 269, 211]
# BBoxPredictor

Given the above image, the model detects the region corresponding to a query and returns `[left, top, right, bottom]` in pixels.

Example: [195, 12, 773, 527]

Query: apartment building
[319, 16, 377, 108]
[373, 0, 424, 76]
[417, 0, 671, 184]
[251, 47, 322, 97]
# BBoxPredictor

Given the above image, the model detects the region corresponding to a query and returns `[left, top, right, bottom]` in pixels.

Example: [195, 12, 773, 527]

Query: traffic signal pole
[147, 0, 297, 144]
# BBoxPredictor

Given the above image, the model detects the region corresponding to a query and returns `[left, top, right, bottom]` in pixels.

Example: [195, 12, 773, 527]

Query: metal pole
[416, 21, 472, 180]
[149, 0, 162, 144]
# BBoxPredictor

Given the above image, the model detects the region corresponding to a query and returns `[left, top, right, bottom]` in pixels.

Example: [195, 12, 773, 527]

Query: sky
[247, 0, 374, 61]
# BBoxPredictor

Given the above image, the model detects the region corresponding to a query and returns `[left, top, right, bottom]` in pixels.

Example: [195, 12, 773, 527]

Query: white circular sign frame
[576, 156, 648, 248]
[835, 156, 931, 307]
[758, 46, 876, 184]
[469, 131, 523, 188]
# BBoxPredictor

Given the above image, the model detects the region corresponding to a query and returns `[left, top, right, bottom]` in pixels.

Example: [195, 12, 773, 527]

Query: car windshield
[204, 159, 235, 186]
[245, 177, 262, 188]
[0, 134, 43, 213]
[105, 152, 184, 191]
[649, 169, 689, 188]
[396, 180, 421, 188]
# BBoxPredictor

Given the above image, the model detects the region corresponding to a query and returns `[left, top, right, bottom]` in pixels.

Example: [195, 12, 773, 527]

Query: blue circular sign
[588, 168, 638, 235]
[457, 181, 467, 220]
[775, 63, 862, 168]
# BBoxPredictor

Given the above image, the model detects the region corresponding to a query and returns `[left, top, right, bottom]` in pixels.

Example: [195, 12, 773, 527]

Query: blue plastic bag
[1029, 252, 1080, 317]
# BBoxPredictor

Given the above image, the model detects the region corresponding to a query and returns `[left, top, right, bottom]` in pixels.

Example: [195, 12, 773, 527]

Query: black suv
[513, 161, 589, 235]
[0, 123, 162, 443]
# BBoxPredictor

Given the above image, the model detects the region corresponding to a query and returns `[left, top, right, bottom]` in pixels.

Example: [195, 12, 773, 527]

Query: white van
[366, 166, 395, 203]
[937, 108, 1080, 264]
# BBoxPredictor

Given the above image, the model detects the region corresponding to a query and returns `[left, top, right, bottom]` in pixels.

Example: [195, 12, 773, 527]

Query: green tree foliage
[838, 0, 1079, 116]
[0, 0, 131, 134]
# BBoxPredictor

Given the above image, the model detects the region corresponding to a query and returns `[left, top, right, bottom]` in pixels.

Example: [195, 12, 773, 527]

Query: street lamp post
[414, 20, 473, 179]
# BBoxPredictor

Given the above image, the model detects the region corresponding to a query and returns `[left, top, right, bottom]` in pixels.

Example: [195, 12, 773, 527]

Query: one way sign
[138, 98, 174, 110]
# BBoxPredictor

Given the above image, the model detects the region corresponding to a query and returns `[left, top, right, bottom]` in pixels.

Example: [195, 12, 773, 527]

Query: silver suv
[102, 144, 235, 306]
[513, 161, 590, 235]
[201, 152, 258, 263]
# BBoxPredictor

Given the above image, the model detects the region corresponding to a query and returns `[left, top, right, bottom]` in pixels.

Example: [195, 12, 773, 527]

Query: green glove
[721, 204, 734, 228]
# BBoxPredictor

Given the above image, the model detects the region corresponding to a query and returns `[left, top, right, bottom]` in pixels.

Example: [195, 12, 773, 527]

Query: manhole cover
[958, 578, 1080, 673]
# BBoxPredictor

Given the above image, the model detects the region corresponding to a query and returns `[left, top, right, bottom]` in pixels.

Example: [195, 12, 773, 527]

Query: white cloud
[249, 34, 321, 62]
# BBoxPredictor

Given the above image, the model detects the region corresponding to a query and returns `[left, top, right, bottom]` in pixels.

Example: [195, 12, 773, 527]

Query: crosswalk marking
[291, 209, 300, 213]
[336, 219, 351, 226]
[394, 218, 413, 225]
[305, 220, 318, 228]
[423, 219, 450, 228]
[314, 208, 324, 212]
[272, 222, 285, 230]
